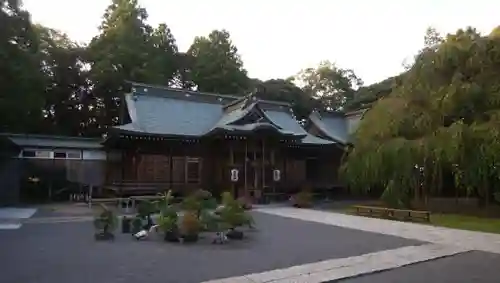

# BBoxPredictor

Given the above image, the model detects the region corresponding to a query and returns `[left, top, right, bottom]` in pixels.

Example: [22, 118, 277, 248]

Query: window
[66, 151, 82, 159]
[54, 152, 67, 159]
[21, 149, 51, 159]
[21, 150, 36, 158]
[186, 158, 201, 184]
[35, 150, 52, 158]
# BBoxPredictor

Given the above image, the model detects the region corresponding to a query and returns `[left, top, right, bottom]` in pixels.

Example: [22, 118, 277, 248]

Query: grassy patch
[431, 213, 500, 234]
[334, 206, 500, 234]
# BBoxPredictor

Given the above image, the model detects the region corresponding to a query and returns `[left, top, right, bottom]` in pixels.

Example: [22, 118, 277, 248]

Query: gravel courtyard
[0, 211, 422, 283]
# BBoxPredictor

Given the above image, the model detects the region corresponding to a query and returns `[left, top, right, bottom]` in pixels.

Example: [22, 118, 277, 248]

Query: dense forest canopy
[0, 0, 367, 136]
[4, 1, 500, 206]
[341, 26, 500, 206]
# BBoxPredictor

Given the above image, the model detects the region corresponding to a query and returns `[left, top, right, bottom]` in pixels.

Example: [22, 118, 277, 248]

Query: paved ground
[336, 251, 500, 283]
[256, 207, 500, 254]
[202, 244, 469, 283]
[0, 211, 420, 283]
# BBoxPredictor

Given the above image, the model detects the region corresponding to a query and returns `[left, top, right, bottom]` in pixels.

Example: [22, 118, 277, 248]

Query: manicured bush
[217, 192, 254, 239]
[180, 211, 201, 243]
[157, 191, 180, 242]
[237, 196, 253, 210]
[93, 204, 118, 241]
[292, 191, 313, 208]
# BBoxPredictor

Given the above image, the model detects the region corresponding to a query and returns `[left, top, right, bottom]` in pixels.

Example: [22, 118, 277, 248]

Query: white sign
[273, 169, 281, 182]
[230, 169, 239, 182]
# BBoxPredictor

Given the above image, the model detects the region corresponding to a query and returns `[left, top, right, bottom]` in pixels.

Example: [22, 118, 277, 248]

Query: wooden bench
[353, 205, 431, 222]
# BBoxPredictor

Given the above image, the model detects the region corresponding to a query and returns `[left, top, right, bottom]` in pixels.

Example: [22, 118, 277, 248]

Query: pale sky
[22, 0, 500, 85]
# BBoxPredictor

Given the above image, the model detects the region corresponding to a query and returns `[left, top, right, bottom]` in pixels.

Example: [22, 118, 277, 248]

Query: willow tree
[341, 27, 500, 207]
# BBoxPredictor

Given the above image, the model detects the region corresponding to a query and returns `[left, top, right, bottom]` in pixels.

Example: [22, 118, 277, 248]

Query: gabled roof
[113, 82, 334, 145]
[306, 109, 368, 145]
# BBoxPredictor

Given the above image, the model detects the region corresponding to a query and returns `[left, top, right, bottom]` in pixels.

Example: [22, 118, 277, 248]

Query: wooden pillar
[120, 150, 125, 184]
[253, 144, 257, 190]
[271, 148, 275, 194]
[283, 146, 287, 193]
[169, 145, 173, 190]
[244, 140, 248, 194]
[261, 140, 265, 191]
[230, 140, 235, 197]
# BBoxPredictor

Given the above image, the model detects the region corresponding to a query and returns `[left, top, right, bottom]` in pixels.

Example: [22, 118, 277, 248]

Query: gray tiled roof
[123, 92, 223, 137]
[115, 83, 334, 145]
[0, 133, 103, 149]
[264, 110, 334, 145]
[307, 109, 367, 145]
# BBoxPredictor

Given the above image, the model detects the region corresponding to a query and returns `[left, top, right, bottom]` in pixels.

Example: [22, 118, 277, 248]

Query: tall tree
[345, 75, 402, 111]
[423, 26, 444, 50]
[253, 78, 319, 121]
[187, 29, 249, 94]
[295, 61, 363, 111]
[0, 0, 45, 133]
[87, 0, 178, 130]
[170, 52, 196, 89]
[35, 25, 94, 136]
[149, 23, 179, 85]
[341, 27, 500, 207]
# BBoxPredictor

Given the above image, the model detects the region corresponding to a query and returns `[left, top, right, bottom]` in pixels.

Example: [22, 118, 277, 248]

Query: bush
[237, 196, 253, 210]
[182, 189, 218, 218]
[157, 196, 178, 233]
[292, 191, 313, 208]
[137, 200, 155, 218]
[93, 204, 118, 239]
[131, 216, 144, 234]
[219, 192, 253, 229]
[158, 209, 178, 233]
[381, 180, 410, 209]
[180, 211, 201, 236]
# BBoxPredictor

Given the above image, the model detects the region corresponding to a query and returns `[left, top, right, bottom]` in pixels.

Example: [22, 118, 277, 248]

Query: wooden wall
[104, 138, 343, 196]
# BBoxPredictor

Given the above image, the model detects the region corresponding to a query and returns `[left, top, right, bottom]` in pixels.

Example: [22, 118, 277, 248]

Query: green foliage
[345, 76, 401, 111]
[137, 200, 155, 218]
[155, 190, 174, 214]
[131, 216, 143, 234]
[252, 79, 320, 121]
[180, 211, 201, 236]
[157, 207, 178, 233]
[1, 0, 368, 135]
[156, 190, 178, 233]
[219, 192, 253, 229]
[0, 0, 46, 133]
[295, 61, 363, 111]
[182, 189, 218, 215]
[380, 180, 409, 209]
[187, 30, 249, 95]
[86, 0, 180, 130]
[341, 26, 500, 205]
[93, 204, 118, 233]
[292, 191, 313, 208]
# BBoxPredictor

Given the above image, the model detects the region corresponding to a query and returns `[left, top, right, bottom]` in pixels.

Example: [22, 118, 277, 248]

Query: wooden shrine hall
[103, 82, 361, 202]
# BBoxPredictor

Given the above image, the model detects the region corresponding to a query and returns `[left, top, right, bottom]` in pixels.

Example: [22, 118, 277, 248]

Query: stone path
[0, 208, 37, 230]
[255, 207, 500, 254]
[201, 244, 469, 283]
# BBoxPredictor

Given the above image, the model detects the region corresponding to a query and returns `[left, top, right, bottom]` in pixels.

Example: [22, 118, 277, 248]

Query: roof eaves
[0, 133, 104, 149]
[129, 81, 293, 108]
[308, 111, 348, 145]
[128, 81, 241, 100]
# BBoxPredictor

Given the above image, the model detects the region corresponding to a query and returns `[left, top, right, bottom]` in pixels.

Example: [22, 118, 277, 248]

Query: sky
[22, 0, 500, 85]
